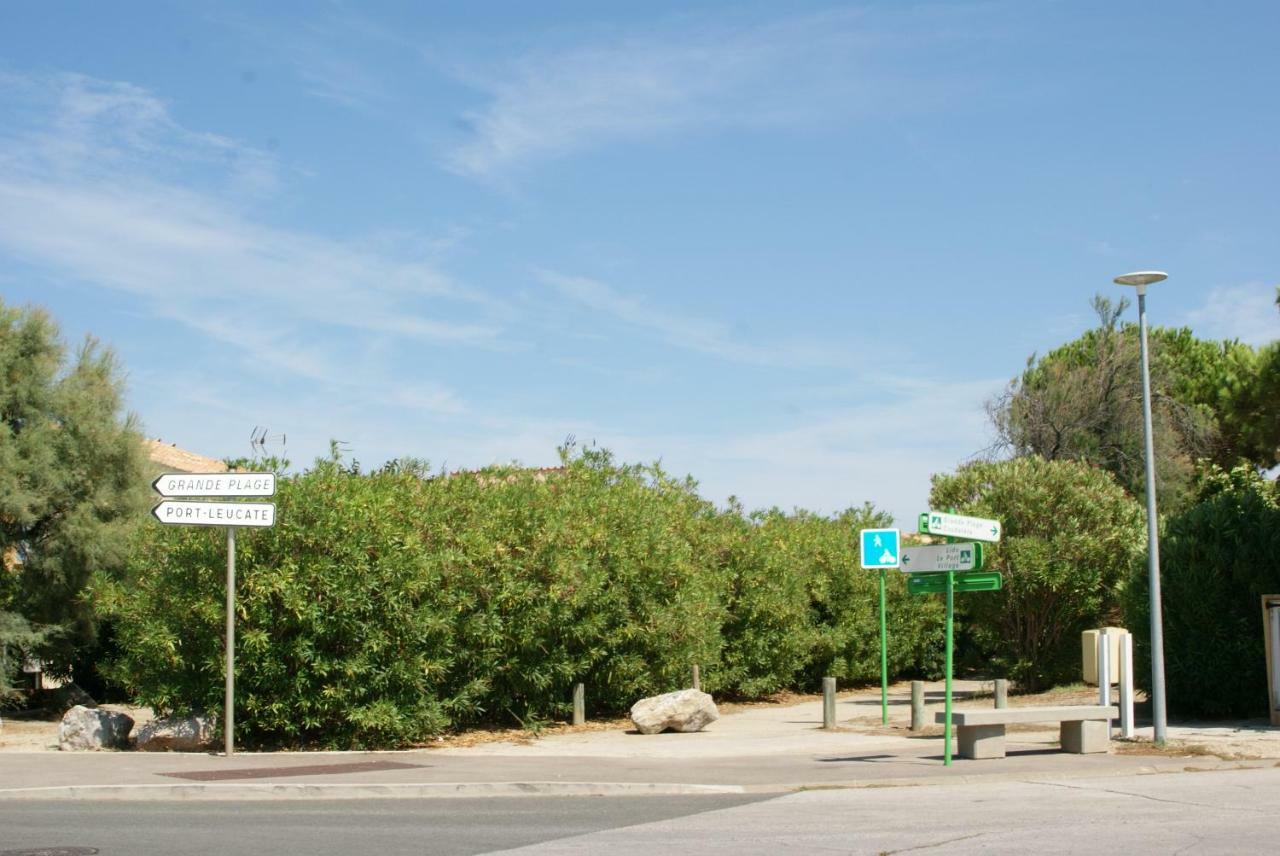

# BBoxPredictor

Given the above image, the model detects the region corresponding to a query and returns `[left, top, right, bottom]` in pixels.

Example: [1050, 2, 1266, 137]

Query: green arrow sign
[907, 571, 1003, 595]
[919, 511, 1002, 543]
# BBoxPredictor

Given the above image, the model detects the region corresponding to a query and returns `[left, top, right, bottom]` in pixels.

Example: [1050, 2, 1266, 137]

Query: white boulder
[630, 689, 719, 735]
[58, 705, 134, 751]
[134, 714, 216, 752]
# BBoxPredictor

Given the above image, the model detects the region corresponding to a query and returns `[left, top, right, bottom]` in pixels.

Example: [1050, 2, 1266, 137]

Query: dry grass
[413, 716, 634, 749]
[1113, 739, 1264, 762]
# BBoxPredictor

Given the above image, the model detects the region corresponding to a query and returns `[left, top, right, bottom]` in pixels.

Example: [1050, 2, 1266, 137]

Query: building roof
[142, 438, 228, 474]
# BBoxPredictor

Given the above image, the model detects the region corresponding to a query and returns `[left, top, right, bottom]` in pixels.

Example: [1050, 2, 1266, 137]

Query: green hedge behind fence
[94, 446, 943, 749]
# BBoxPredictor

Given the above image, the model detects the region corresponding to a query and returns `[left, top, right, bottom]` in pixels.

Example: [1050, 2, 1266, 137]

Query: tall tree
[0, 299, 150, 683]
[988, 296, 1277, 511]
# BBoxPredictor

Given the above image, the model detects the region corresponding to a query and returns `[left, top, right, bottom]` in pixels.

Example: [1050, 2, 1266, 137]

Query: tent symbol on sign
[960, 549, 971, 562]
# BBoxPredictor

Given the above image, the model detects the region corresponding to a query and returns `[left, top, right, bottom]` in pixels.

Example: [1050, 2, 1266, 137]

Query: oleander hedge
[94, 446, 943, 748]
[1126, 465, 1280, 718]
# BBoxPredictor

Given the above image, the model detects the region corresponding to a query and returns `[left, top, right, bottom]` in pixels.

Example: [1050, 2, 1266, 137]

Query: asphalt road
[2, 767, 1276, 855]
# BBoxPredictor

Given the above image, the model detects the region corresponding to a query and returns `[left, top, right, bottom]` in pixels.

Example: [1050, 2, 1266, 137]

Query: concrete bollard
[995, 679, 1008, 709]
[822, 677, 837, 729]
[1118, 634, 1135, 738]
[572, 682, 585, 726]
[910, 680, 925, 731]
[692, 664, 701, 691]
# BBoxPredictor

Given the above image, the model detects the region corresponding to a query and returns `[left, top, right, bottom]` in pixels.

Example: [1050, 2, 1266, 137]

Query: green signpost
[909, 510, 1003, 766]
[859, 528, 900, 725]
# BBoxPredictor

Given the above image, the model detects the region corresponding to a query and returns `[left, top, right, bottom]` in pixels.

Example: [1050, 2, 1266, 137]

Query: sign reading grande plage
[152, 472, 276, 497]
[919, 510, 1001, 542]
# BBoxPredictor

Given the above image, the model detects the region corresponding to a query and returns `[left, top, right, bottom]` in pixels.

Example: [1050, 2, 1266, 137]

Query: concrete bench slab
[935, 705, 1119, 760]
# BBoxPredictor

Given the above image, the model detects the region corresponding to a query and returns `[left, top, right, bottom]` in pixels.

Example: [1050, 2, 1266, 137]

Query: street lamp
[1113, 269, 1169, 744]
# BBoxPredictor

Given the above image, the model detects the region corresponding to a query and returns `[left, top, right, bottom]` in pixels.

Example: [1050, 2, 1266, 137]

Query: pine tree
[1, 299, 150, 689]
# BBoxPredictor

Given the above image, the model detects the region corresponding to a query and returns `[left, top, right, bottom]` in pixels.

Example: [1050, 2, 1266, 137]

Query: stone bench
[935, 705, 1119, 760]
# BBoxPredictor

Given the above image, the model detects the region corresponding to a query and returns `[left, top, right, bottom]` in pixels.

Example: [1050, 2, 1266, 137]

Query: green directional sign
[907, 571, 1002, 595]
[919, 510, 1002, 542]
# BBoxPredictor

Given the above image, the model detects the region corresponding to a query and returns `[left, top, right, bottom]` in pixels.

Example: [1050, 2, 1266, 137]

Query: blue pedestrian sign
[860, 528, 901, 569]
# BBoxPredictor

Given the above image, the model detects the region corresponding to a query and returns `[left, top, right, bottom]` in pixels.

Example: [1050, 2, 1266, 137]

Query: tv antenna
[249, 426, 287, 458]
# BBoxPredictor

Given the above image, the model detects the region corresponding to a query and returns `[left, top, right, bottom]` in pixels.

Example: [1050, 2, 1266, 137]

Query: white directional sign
[900, 542, 984, 573]
[152, 500, 276, 528]
[919, 511, 1001, 543]
[153, 472, 276, 497]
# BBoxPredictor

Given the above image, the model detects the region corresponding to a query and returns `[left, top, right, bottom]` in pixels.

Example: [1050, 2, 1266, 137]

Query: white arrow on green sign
[919, 510, 1001, 542]
[899, 542, 984, 573]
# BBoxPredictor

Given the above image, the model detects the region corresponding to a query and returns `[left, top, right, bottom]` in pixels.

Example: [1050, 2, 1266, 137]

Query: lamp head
[1113, 271, 1168, 295]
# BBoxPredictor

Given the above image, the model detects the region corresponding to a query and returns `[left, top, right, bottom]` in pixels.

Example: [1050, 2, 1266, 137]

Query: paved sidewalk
[1, 681, 1275, 800]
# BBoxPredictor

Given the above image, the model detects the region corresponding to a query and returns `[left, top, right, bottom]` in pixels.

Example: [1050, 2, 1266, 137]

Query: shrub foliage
[929, 456, 1145, 690]
[97, 446, 942, 748]
[1126, 465, 1280, 718]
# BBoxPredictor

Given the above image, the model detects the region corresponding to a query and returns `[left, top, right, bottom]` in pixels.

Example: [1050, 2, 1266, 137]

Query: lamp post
[1113, 270, 1169, 744]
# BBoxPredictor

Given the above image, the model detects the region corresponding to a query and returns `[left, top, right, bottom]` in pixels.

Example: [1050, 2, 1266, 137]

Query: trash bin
[1082, 627, 1128, 686]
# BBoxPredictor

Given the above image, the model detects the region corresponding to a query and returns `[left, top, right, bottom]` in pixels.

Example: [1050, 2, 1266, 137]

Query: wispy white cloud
[0, 71, 279, 198]
[1184, 282, 1279, 346]
[288, 44, 390, 109]
[588, 376, 1004, 524]
[0, 72, 500, 416]
[443, 8, 991, 178]
[537, 269, 859, 369]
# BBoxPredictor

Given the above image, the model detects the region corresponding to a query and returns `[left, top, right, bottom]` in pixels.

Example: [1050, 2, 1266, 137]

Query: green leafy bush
[716, 504, 943, 696]
[97, 446, 942, 748]
[1126, 465, 1280, 718]
[929, 456, 1145, 690]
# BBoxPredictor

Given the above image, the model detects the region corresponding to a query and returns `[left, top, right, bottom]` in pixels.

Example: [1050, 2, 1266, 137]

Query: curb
[2, 761, 1270, 802]
[0, 781, 749, 801]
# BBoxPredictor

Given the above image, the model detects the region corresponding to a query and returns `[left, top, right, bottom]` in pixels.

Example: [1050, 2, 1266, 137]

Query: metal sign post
[910, 510, 1004, 767]
[945, 569, 954, 766]
[860, 528, 900, 726]
[151, 472, 277, 757]
[226, 526, 235, 757]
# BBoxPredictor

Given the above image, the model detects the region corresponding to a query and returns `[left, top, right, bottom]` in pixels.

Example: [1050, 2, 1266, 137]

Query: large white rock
[58, 705, 134, 751]
[134, 714, 216, 752]
[630, 689, 719, 735]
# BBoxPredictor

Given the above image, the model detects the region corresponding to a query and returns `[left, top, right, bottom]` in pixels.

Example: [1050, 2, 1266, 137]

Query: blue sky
[1, 1, 1277, 525]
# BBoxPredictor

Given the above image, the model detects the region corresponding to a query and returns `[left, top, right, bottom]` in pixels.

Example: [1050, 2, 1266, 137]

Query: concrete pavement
[1, 681, 1275, 800]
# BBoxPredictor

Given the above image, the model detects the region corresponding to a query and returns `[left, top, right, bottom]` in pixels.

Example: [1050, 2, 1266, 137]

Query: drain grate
[0, 849, 99, 856]
[158, 759, 426, 781]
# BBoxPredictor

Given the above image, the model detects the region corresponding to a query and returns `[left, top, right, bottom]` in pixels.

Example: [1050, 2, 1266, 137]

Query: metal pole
[1137, 289, 1168, 744]
[879, 568, 888, 725]
[944, 570, 954, 766]
[994, 678, 1008, 709]
[573, 682, 585, 726]
[1098, 630, 1112, 708]
[225, 526, 236, 757]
